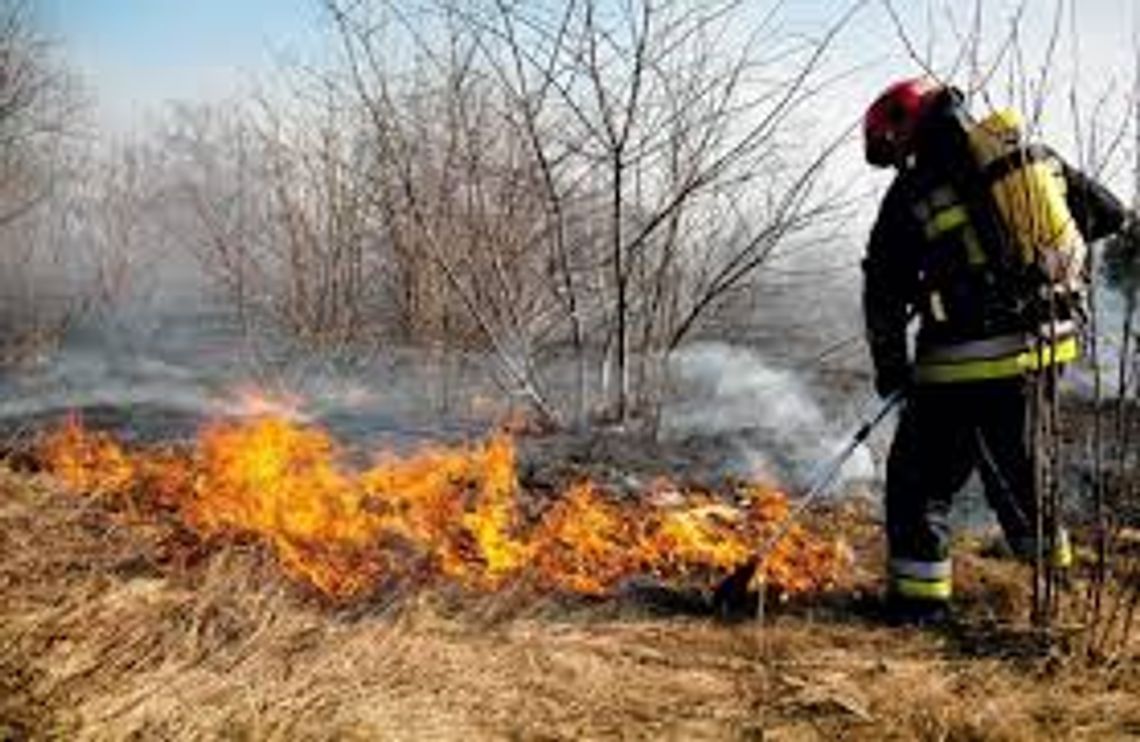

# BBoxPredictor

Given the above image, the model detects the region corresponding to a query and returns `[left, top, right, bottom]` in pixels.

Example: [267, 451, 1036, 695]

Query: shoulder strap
[980, 143, 1051, 184]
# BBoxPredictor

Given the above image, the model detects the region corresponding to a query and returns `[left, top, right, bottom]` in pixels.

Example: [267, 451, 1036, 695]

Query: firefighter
[861, 78, 1128, 623]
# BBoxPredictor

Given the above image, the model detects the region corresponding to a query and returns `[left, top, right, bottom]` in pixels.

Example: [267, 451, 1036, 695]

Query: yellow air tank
[968, 108, 1084, 283]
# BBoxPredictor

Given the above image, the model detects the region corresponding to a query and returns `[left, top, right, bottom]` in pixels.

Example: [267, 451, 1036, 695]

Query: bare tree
[321, 0, 860, 427]
[160, 98, 391, 353]
[0, 0, 82, 363]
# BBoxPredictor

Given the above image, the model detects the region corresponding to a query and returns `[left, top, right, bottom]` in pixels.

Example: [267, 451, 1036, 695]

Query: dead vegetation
[0, 0, 82, 367]
[3, 463, 1138, 740]
[2, 3, 1140, 737]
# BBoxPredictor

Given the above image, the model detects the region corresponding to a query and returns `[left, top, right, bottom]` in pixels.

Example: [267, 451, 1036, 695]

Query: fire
[36, 415, 847, 600]
[38, 414, 135, 495]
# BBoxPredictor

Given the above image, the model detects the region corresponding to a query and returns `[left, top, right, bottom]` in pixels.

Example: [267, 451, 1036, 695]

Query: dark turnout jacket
[863, 115, 1127, 391]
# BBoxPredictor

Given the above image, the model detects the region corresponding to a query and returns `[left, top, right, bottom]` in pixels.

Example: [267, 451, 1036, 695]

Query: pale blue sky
[40, 1, 316, 63]
[39, 0, 327, 132]
[34, 0, 1139, 150]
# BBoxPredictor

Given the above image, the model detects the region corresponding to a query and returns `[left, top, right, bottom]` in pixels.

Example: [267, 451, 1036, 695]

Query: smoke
[660, 342, 876, 493]
[0, 299, 883, 493]
[0, 308, 494, 447]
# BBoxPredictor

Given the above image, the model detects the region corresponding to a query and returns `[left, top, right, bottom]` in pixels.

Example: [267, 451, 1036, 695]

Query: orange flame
[37, 415, 847, 600]
[38, 414, 135, 495]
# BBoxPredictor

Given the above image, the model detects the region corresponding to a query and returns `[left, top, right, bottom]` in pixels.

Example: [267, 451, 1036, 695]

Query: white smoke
[660, 342, 876, 493]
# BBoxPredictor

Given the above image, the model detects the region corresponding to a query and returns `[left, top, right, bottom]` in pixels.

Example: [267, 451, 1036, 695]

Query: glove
[874, 364, 912, 400]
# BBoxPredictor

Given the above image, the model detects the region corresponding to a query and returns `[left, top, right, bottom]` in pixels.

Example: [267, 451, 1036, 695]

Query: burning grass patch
[34, 414, 848, 602]
[3, 418, 1140, 739]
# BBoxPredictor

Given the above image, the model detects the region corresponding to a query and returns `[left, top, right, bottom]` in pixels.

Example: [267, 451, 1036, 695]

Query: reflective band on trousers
[890, 558, 952, 601]
[890, 557, 952, 579]
[893, 577, 953, 601]
[1014, 528, 1074, 569]
[1054, 530, 1073, 569]
[915, 335, 1079, 384]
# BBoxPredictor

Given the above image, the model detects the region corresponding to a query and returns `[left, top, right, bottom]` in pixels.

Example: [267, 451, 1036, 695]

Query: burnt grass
[3, 402, 1140, 740]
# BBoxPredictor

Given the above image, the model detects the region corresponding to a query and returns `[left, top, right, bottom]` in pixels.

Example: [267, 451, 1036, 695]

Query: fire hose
[713, 388, 906, 616]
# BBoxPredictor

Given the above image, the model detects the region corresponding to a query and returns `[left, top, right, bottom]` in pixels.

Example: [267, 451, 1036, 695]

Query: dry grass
[2, 468, 1139, 741]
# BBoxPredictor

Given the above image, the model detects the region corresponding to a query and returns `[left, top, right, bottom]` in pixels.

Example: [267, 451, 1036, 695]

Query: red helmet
[863, 78, 941, 167]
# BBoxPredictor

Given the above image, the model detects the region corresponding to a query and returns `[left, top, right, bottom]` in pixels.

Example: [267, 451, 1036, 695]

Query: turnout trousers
[885, 377, 1041, 603]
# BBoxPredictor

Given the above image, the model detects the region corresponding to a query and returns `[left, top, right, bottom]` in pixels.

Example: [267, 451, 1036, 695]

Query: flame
[38, 414, 135, 495]
[37, 415, 847, 600]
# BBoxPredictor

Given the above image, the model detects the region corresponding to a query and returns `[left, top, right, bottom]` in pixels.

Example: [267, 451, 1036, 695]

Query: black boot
[885, 594, 952, 627]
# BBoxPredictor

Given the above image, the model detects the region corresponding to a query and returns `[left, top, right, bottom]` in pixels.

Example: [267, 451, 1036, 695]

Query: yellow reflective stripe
[1053, 544, 1073, 569]
[920, 332, 1032, 363]
[893, 576, 952, 601]
[963, 228, 987, 266]
[929, 292, 948, 322]
[1053, 529, 1073, 569]
[915, 336, 1079, 383]
[1011, 529, 1075, 568]
[921, 203, 986, 265]
[924, 205, 969, 239]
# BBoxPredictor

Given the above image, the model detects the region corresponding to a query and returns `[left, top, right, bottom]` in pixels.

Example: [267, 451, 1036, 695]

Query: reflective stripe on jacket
[906, 162, 1082, 384]
[915, 327, 1079, 384]
[863, 128, 1124, 393]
